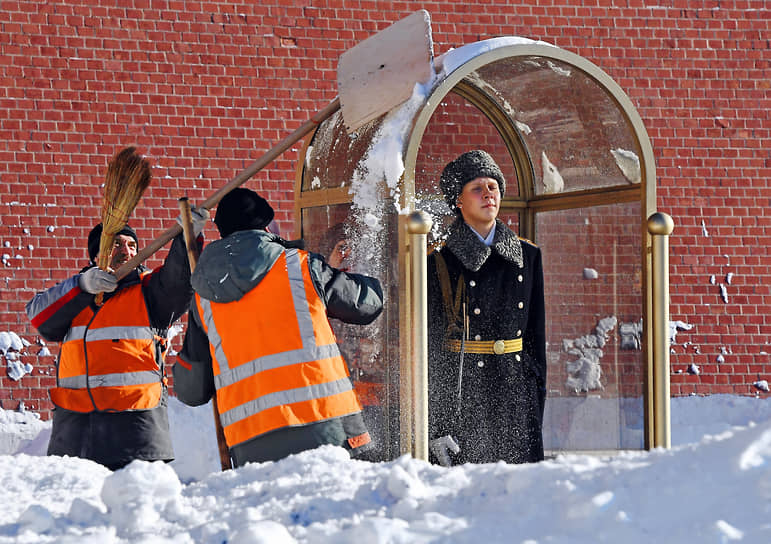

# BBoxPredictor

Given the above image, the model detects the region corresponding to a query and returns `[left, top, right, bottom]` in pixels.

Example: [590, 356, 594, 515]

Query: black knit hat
[214, 187, 275, 238]
[439, 150, 506, 213]
[87, 223, 139, 263]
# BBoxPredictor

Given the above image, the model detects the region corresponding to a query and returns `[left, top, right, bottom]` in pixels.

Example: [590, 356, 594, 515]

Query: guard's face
[107, 234, 138, 270]
[457, 177, 500, 227]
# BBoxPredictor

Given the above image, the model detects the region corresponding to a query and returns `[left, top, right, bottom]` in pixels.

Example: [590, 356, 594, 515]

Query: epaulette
[427, 240, 447, 255]
[518, 236, 538, 247]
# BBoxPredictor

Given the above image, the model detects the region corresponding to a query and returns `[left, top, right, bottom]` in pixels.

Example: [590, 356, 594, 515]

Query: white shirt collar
[468, 222, 496, 246]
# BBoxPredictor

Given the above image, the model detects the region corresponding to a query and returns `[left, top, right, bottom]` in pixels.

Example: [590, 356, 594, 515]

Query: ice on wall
[0, 331, 24, 354]
[563, 316, 617, 392]
[7, 360, 33, 381]
[165, 322, 185, 357]
[515, 120, 532, 135]
[464, 71, 520, 121]
[719, 283, 729, 304]
[546, 59, 572, 77]
[541, 151, 564, 194]
[669, 320, 694, 345]
[2, 331, 33, 382]
[610, 148, 641, 184]
[619, 319, 643, 350]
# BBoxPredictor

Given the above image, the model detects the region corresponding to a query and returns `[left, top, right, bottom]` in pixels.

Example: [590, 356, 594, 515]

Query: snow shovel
[113, 9, 434, 281]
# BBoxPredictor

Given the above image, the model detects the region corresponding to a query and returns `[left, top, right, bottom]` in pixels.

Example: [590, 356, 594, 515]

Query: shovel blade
[337, 10, 434, 134]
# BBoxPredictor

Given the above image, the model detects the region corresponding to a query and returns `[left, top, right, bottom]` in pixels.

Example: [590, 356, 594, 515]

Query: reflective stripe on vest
[198, 248, 362, 447]
[51, 277, 163, 413]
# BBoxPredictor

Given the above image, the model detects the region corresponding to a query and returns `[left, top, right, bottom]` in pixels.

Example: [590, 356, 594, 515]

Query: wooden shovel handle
[177, 196, 232, 471]
[113, 97, 341, 281]
[177, 197, 199, 273]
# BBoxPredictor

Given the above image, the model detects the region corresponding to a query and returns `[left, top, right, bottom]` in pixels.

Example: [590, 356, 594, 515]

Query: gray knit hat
[439, 150, 506, 213]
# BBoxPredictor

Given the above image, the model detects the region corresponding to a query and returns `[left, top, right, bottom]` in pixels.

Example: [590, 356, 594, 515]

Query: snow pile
[0, 408, 49, 457]
[1, 331, 34, 381]
[0, 395, 770, 543]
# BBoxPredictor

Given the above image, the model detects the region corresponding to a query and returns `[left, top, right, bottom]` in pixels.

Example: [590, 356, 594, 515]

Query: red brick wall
[2, 1, 769, 416]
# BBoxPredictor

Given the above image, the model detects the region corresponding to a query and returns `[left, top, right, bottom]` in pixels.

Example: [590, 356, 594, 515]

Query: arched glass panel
[463, 55, 643, 196]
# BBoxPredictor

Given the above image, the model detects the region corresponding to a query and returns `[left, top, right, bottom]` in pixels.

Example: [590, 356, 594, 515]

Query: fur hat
[439, 150, 506, 213]
[214, 187, 275, 238]
[87, 223, 139, 263]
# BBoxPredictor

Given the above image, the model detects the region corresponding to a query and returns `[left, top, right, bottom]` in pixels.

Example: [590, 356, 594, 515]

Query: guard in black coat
[428, 150, 546, 465]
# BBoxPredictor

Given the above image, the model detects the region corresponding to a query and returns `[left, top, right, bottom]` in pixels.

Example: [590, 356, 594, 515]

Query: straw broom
[94, 146, 152, 304]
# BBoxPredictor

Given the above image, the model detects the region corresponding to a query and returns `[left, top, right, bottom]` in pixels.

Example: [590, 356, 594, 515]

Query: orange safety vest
[51, 276, 165, 413]
[196, 248, 363, 448]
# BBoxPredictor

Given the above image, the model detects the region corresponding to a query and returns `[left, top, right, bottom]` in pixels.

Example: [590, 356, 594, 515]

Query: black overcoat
[428, 218, 546, 464]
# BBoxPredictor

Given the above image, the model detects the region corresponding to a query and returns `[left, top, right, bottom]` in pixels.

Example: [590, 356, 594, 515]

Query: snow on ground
[0, 395, 770, 543]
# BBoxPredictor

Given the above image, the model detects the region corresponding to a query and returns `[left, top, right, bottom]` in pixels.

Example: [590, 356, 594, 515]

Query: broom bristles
[96, 146, 152, 272]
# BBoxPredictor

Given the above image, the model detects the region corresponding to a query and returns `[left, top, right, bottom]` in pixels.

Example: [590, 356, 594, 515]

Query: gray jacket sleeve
[307, 252, 384, 325]
[26, 275, 94, 342]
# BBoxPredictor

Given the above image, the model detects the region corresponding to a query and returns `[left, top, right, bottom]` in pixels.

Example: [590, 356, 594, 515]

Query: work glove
[176, 206, 210, 236]
[429, 435, 460, 467]
[79, 267, 118, 295]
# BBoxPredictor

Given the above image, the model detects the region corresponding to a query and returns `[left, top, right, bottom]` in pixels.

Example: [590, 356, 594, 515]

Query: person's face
[457, 177, 500, 231]
[107, 234, 138, 270]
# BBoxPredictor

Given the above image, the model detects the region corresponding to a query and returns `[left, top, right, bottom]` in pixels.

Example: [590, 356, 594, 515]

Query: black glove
[429, 435, 460, 467]
[79, 267, 118, 294]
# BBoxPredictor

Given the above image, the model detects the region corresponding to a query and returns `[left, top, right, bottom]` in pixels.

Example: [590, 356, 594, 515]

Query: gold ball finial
[407, 210, 433, 234]
[647, 212, 674, 236]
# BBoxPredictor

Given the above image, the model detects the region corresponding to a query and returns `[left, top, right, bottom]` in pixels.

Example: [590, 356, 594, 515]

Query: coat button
[515, 354, 521, 361]
[518, 274, 523, 282]
[518, 302, 524, 309]
[473, 308, 481, 315]
[474, 334, 482, 341]
[477, 361, 484, 367]
[469, 280, 476, 287]
[517, 329, 522, 336]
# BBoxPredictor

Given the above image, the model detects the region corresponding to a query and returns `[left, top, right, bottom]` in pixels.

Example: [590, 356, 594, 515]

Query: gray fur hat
[439, 150, 506, 213]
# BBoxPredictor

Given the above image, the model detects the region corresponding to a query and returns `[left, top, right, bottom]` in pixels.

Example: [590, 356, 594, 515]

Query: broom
[94, 146, 152, 304]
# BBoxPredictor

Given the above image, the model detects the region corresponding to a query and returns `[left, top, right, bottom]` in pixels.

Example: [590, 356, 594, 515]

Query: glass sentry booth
[295, 39, 670, 461]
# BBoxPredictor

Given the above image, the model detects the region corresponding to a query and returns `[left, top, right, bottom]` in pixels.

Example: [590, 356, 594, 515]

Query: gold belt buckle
[493, 339, 506, 355]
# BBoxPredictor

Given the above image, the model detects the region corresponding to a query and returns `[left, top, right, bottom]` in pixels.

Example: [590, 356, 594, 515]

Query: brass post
[406, 210, 432, 460]
[647, 212, 674, 449]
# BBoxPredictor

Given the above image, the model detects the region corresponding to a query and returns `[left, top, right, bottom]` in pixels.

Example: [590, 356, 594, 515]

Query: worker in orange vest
[26, 211, 208, 470]
[173, 188, 384, 466]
